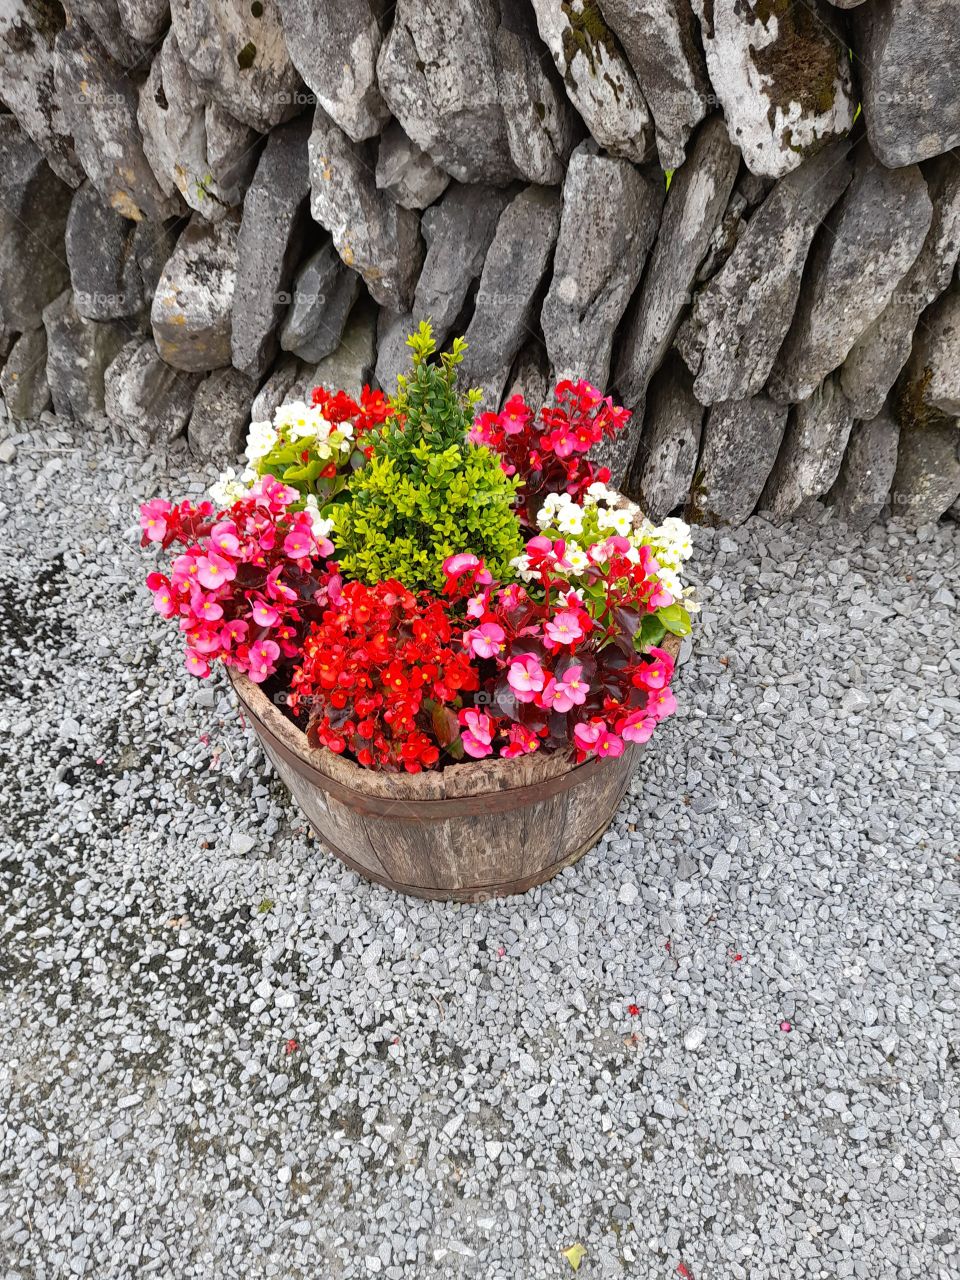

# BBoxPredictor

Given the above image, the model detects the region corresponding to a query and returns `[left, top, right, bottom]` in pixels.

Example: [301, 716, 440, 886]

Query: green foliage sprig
[332, 322, 523, 593]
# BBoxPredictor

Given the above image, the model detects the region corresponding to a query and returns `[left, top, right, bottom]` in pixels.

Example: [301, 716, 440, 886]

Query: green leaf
[638, 613, 667, 649]
[657, 603, 691, 637]
[257, 898, 275, 914]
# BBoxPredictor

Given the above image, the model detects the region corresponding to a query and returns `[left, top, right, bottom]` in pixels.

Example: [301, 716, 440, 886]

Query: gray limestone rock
[542, 142, 661, 392]
[828, 406, 900, 530]
[188, 366, 258, 462]
[373, 308, 411, 397]
[503, 340, 550, 414]
[459, 185, 562, 411]
[276, 0, 389, 141]
[841, 158, 960, 421]
[54, 19, 181, 222]
[65, 183, 143, 321]
[631, 353, 704, 522]
[493, 1, 580, 185]
[116, 0, 169, 44]
[770, 151, 933, 405]
[0, 328, 51, 421]
[414, 183, 512, 348]
[850, 0, 960, 167]
[692, 0, 855, 178]
[530, 0, 653, 165]
[896, 287, 960, 423]
[616, 115, 741, 412]
[132, 220, 180, 309]
[138, 28, 260, 221]
[760, 374, 856, 521]
[0, 0, 84, 186]
[0, 117, 72, 331]
[67, 0, 148, 68]
[377, 0, 516, 184]
[375, 121, 451, 211]
[890, 422, 960, 524]
[676, 141, 853, 407]
[600, 0, 710, 168]
[231, 115, 312, 379]
[688, 394, 789, 526]
[42, 288, 131, 422]
[171, 0, 302, 133]
[287, 293, 378, 401]
[279, 242, 361, 363]
[250, 353, 300, 423]
[105, 336, 202, 445]
[309, 110, 423, 311]
[151, 215, 239, 372]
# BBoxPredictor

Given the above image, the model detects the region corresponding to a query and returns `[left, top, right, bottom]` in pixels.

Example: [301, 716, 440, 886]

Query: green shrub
[332, 323, 522, 592]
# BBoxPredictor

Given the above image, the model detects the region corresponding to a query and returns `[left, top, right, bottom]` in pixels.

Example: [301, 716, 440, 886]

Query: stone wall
[1, 0, 959, 528]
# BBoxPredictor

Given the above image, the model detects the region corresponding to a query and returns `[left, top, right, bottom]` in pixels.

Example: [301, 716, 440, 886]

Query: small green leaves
[657, 603, 691, 637]
[639, 612, 667, 649]
[257, 898, 275, 914]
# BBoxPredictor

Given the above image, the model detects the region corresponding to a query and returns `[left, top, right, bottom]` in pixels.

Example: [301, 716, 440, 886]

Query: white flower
[304, 494, 334, 539]
[585, 481, 613, 505]
[209, 467, 248, 506]
[245, 420, 278, 460]
[555, 503, 584, 535]
[565, 547, 589, 576]
[510, 553, 536, 583]
[596, 507, 633, 536]
[657, 566, 682, 598]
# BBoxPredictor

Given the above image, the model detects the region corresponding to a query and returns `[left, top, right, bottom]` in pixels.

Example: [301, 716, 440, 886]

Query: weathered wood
[228, 632, 680, 902]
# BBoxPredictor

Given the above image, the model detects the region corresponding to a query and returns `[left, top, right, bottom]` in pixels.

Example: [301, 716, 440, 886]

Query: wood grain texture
[227, 633, 680, 901]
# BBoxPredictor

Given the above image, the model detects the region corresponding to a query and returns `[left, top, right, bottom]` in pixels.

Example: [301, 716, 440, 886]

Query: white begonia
[209, 467, 248, 507]
[585, 481, 613, 504]
[565, 547, 589, 576]
[245, 420, 278, 460]
[510, 553, 536, 583]
[596, 507, 633, 537]
[657, 566, 682, 598]
[304, 494, 334, 539]
[555, 503, 584, 535]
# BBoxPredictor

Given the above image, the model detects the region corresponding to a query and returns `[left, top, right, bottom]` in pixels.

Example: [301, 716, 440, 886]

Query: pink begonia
[544, 610, 583, 646]
[443, 553, 481, 579]
[283, 527, 313, 560]
[596, 729, 625, 759]
[140, 499, 171, 542]
[636, 647, 674, 691]
[459, 708, 494, 759]
[196, 552, 236, 590]
[146, 572, 176, 619]
[647, 686, 677, 722]
[248, 638, 281, 683]
[500, 724, 540, 759]
[506, 653, 546, 702]
[618, 710, 655, 744]
[464, 621, 505, 659]
[251, 598, 280, 628]
[541, 664, 589, 713]
[185, 650, 210, 678]
[210, 521, 241, 555]
[221, 619, 248, 648]
[190, 591, 224, 623]
[573, 720, 603, 753]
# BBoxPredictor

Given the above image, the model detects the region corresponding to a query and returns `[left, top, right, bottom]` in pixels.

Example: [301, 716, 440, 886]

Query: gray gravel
[1, 416, 958, 1280]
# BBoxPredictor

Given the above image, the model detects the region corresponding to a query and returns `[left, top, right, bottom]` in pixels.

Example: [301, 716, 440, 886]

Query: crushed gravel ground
[1, 417, 958, 1280]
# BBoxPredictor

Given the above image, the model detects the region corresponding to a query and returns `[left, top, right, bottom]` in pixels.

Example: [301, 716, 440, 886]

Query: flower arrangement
[141, 322, 695, 773]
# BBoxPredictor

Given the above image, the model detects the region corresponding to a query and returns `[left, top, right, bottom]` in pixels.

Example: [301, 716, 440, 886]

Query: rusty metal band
[237, 682, 617, 820]
[310, 815, 616, 901]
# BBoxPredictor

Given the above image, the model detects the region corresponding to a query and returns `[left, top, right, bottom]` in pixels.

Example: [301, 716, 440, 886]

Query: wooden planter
[228, 633, 680, 902]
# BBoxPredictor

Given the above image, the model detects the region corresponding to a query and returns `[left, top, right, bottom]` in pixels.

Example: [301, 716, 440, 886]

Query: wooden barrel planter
[228, 633, 680, 902]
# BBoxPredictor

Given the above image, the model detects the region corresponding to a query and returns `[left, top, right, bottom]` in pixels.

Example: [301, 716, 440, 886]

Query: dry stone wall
[1, 0, 959, 527]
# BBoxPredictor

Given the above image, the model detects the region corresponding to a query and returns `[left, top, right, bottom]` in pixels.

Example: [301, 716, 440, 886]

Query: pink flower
[185, 650, 210, 678]
[506, 654, 546, 702]
[171, 552, 203, 589]
[196, 552, 236, 590]
[146, 571, 176, 619]
[190, 590, 224, 623]
[251, 597, 280, 628]
[140, 499, 171, 542]
[221, 619, 248, 649]
[459, 708, 494, 758]
[500, 724, 539, 759]
[545, 610, 583, 646]
[283, 529, 313, 559]
[465, 621, 505, 659]
[443, 552, 480, 579]
[637, 647, 674, 690]
[648, 686, 677, 722]
[265, 565, 298, 603]
[210, 521, 241, 555]
[188, 627, 221, 655]
[596, 730, 625, 759]
[254, 475, 299, 512]
[648, 582, 674, 609]
[573, 720, 603, 754]
[618, 710, 655, 744]
[499, 583, 527, 611]
[248, 638, 281, 683]
[541, 665, 589, 713]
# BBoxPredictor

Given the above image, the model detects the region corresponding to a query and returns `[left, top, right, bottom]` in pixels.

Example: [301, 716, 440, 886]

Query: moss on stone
[560, 0, 618, 84]
[749, 2, 844, 123]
